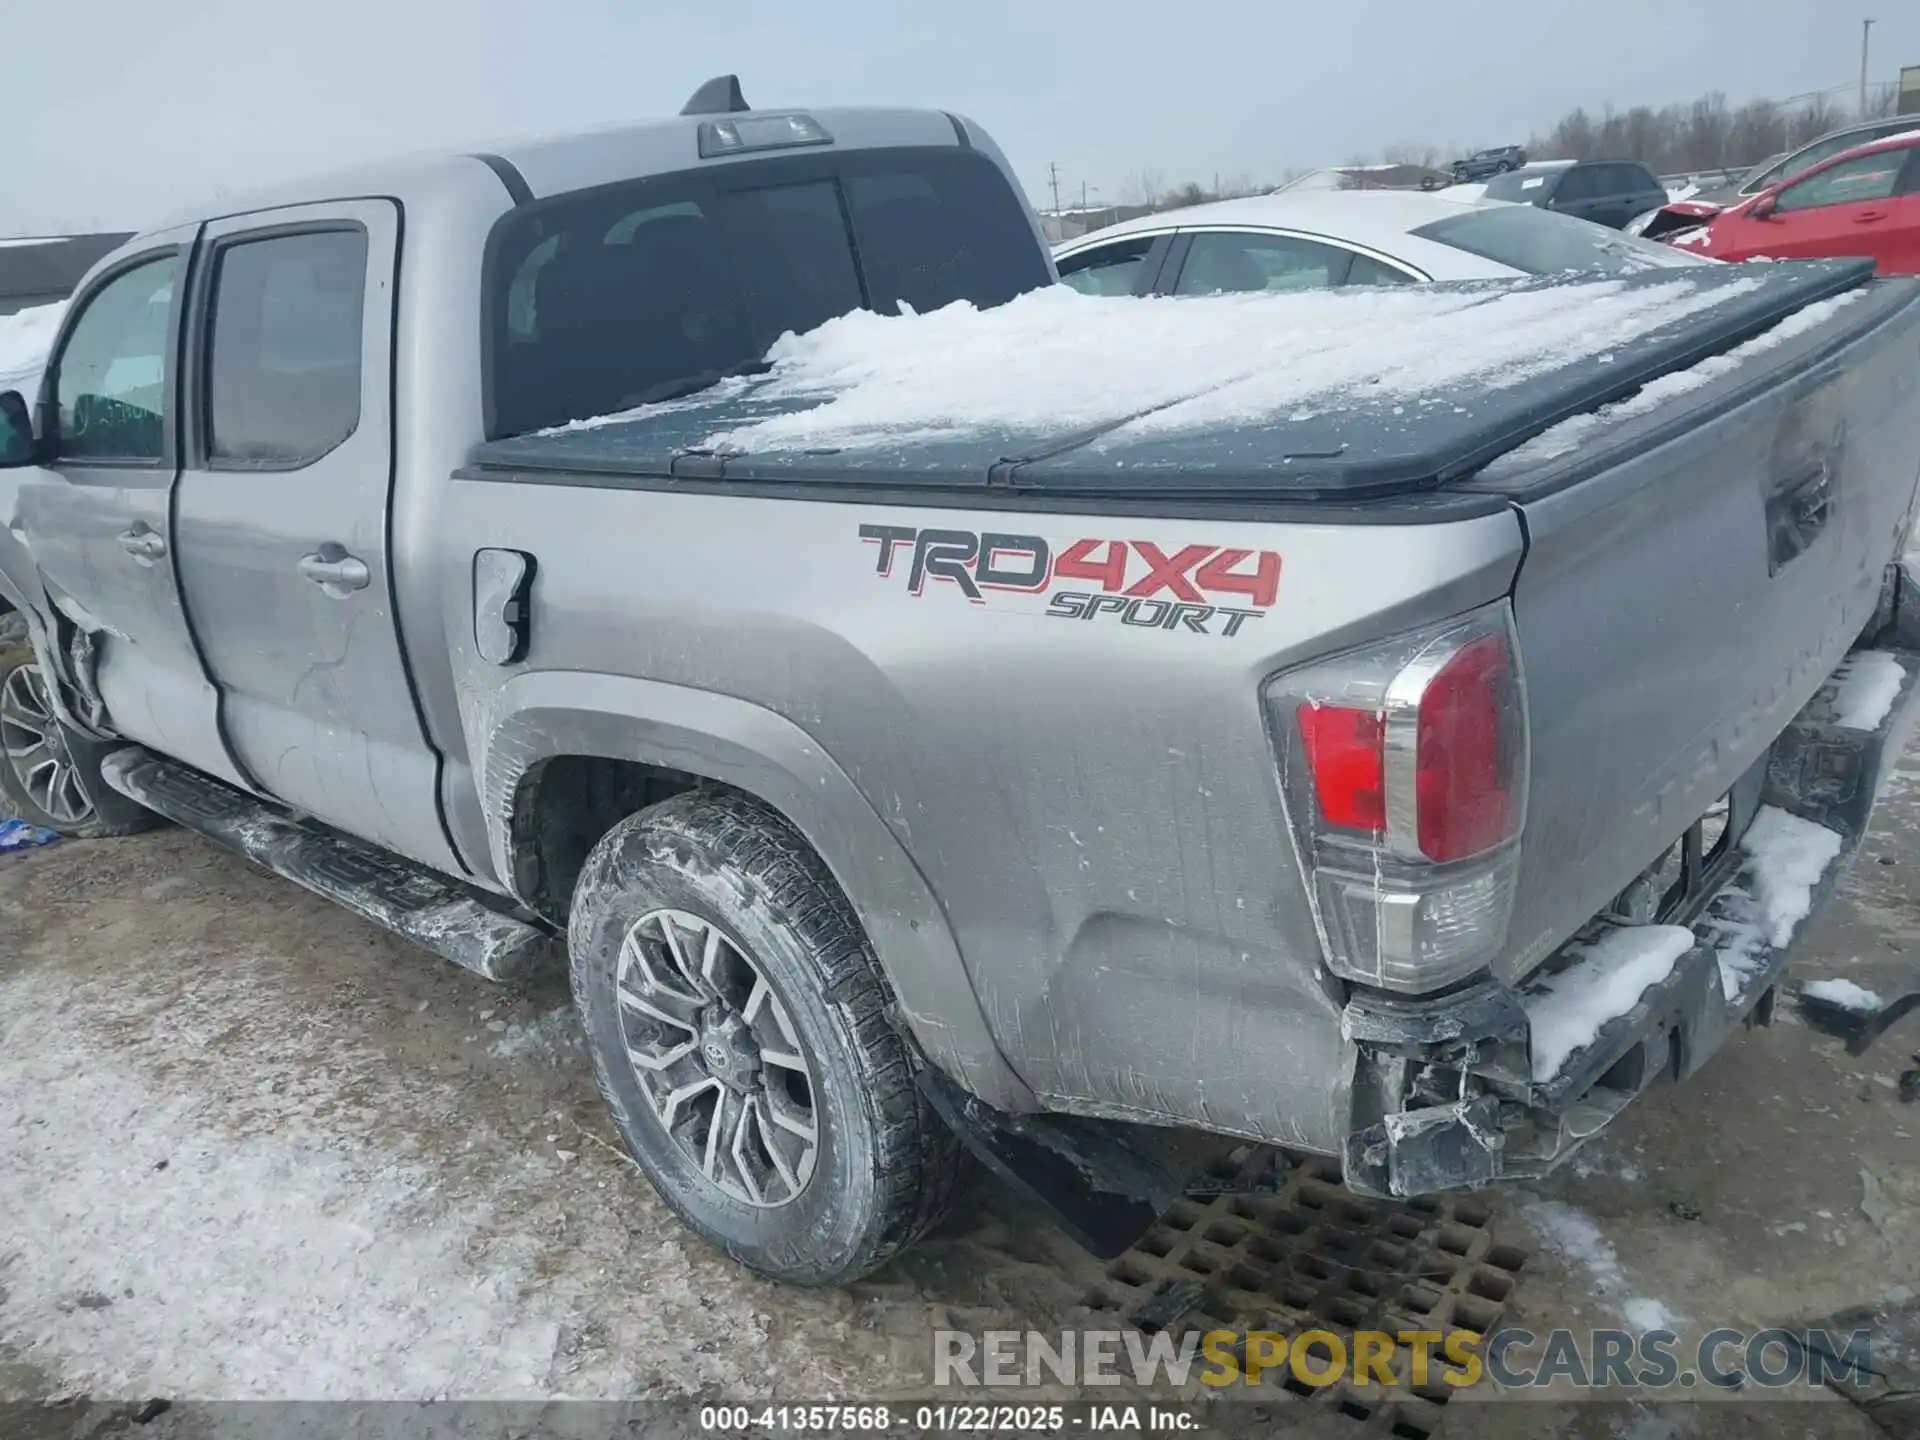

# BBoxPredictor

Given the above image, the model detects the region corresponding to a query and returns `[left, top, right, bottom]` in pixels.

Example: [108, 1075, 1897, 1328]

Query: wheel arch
[481, 668, 1035, 1112]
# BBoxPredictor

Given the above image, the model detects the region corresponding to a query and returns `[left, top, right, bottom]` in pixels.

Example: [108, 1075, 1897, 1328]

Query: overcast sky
[4, 0, 1913, 234]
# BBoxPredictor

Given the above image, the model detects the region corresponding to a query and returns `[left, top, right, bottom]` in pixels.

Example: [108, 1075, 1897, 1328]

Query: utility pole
[1048, 161, 1062, 215]
[1861, 18, 1876, 119]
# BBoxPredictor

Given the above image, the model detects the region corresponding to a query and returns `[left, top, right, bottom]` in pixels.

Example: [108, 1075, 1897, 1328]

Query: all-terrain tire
[568, 788, 960, 1285]
[0, 635, 156, 838]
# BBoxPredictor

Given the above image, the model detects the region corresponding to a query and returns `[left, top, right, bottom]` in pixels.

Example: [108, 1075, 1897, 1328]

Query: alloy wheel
[1, 661, 92, 826]
[616, 907, 820, 1207]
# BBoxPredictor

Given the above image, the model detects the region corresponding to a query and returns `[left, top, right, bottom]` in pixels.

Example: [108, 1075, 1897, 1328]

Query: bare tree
[1382, 142, 1442, 168]
[1121, 170, 1166, 207]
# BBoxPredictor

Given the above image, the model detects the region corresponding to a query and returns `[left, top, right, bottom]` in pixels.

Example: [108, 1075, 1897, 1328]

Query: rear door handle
[1855, 210, 1889, 223]
[116, 526, 166, 564]
[297, 546, 371, 596]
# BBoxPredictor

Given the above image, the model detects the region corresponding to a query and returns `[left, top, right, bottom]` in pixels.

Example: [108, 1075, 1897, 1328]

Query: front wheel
[0, 640, 154, 838]
[568, 789, 960, 1285]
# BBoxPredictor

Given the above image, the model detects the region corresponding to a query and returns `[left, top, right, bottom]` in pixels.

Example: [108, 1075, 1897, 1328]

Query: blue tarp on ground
[0, 817, 57, 852]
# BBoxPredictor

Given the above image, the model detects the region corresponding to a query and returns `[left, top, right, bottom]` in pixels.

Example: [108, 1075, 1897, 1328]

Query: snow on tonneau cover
[477, 257, 1920, 991]
[479, 259, 1870, 499]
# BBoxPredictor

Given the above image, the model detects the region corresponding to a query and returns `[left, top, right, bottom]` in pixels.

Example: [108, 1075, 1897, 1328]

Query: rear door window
[1603, 164, 1659, 195]
[844, 159, 1047, 316]
[1552, 167, 1603, 201]
[486, 149, 1049, 437]
[1773, 150, 1907, 214]
[1057, 237, 1157, 295]
[205, 229, 368, 467]
[1344, 252, 1419, 286]
[1173, 232, 1357, 294]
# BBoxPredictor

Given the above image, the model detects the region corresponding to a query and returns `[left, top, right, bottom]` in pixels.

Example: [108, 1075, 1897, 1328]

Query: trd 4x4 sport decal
[858, 525, 1280, 638]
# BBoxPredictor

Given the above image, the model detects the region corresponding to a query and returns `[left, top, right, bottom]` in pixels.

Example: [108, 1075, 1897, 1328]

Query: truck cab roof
[156, 99, 985, 231]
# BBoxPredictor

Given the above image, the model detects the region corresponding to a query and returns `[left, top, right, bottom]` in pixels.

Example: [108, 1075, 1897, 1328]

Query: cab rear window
[484, 148, 1049, 438]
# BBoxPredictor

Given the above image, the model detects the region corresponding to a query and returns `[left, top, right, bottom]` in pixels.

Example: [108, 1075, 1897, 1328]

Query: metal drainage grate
[1081, 1152, 1532, 1438]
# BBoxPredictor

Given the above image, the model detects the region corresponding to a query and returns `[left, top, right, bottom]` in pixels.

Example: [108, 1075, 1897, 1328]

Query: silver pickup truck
[4, 78, 1920, 1287]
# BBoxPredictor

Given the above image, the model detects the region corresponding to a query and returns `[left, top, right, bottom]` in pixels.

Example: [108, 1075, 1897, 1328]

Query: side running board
[98, 747, 552, 981]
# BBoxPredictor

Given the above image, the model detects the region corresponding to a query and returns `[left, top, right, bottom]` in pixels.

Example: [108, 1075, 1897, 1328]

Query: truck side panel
[439, 478, 1523, 1151]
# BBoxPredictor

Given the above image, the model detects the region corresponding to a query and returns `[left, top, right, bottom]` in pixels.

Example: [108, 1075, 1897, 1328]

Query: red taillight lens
[1415, 632, 1517, 862]
[1268, 602, 1528, 992]
[1296, 703, 1385, 833]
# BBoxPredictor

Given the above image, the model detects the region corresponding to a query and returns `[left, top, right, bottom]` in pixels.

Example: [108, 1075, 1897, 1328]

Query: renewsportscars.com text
[934, 1326, 1874, 1391]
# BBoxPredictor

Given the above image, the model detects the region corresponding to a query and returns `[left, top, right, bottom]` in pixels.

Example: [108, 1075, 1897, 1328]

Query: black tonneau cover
[472, 260, 1875, 500]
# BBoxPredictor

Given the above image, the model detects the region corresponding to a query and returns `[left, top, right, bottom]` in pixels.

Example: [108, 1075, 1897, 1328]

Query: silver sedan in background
[1053, 190, 1712, 297]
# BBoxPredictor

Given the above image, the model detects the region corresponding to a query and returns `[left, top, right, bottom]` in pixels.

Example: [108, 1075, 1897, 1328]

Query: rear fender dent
[480, 669, 1036, 1112]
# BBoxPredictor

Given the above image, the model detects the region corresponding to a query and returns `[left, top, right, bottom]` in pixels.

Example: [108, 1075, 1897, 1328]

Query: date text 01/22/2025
[698, 1404, 1198, 1432]
[859, 524, 1283, 639]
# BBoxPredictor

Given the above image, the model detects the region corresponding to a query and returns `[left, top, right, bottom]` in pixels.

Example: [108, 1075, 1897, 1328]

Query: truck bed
[473, 259, 1877, 502]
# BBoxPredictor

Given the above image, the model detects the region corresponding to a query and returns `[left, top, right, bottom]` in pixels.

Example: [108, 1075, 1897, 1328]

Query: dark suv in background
[1451, 145, 1528, 182]
[1484, 159, 1668, 230]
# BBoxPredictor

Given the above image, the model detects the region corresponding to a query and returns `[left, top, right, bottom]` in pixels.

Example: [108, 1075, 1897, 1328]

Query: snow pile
[1482, 288, 1866, 469]
[1801, 977, 1884, 1013]
[1521, 1200, 1680, 1330]
[1525, 924, 1696, 1082]
[0, 299, 66, 395]
[1698, 805, 1843, 1002]
[1739, 807, 1842, 946]
[1666, 183, 1700, 203]
[629, 275, 1766, 454]
[1827, 651, 1906, 731]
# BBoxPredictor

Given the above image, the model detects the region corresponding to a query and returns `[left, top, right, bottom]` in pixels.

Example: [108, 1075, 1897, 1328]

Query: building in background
[1901, 65, 1920, 116]
[0, 234, 133, 316]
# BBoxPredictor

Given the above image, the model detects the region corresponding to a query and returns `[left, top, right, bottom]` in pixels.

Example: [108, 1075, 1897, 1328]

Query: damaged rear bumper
[1343, 626, 1920, 1200]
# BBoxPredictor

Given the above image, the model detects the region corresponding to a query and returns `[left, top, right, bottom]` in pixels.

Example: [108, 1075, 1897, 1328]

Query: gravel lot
[5, 747, 1920, 1437]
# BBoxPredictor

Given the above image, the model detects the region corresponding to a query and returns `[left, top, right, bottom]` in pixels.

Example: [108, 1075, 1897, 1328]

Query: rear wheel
[567, 789, 959, 1285]
[0, 638, 155, 838]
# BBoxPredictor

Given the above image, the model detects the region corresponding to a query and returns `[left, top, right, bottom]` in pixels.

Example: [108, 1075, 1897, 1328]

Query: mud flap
[917, 1067, 1187, 1258]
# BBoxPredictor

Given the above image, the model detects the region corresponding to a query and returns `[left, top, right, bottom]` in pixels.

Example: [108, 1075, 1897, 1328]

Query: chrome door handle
[116, 527, 167, 563]
[297, 548, 370, 595]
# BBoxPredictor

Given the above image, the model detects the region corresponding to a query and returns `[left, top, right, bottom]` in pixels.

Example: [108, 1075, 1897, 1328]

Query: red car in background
[1669, 130, 1920, 273]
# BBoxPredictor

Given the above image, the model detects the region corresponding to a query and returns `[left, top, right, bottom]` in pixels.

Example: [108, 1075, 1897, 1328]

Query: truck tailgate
[1460, 276, 1920, 982]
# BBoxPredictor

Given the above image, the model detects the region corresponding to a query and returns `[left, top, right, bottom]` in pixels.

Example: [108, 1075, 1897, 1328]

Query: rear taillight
[1415, 632, 1518, 863]
[1268, 603, 1528, 993]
